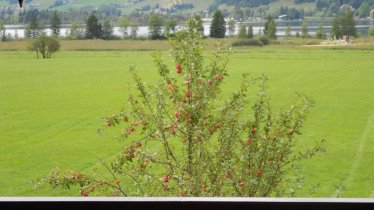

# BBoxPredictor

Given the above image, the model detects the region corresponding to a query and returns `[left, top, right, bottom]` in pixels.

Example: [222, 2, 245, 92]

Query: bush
[306, 40, 320, 45]
[257, 36, 270, 45]
[232, 38, 264, 47]
[28, 35, 60, 59]
[41, 18, 325, 197]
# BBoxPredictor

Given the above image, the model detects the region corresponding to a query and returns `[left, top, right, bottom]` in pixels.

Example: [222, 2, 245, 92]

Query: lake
[2, 19, 373, 39]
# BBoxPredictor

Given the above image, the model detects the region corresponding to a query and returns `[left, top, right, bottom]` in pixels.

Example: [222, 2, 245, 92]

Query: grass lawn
[0, 47, 373, 197]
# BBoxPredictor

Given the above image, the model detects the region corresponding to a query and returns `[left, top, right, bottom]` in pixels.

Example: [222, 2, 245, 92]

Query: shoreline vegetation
[1, 37, 374, 51]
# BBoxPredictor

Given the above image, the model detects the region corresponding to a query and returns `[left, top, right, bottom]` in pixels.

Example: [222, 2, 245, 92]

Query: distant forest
[209, 0, 374, 19]
[211, 0, 373, 7]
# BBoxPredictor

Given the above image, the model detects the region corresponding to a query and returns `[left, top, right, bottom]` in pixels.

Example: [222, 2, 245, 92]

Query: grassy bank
[1, 37, 374, 51]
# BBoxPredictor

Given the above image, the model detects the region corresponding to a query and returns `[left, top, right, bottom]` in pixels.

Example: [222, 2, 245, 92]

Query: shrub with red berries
[44, 17, 325, 197]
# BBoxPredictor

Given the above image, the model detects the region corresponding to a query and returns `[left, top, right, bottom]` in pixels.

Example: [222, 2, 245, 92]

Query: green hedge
[232, 38, 264, 47]
[232, 36, 271, 47]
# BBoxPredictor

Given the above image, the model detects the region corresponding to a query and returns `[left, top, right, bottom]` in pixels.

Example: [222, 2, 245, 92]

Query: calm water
[3, 19, 373, 39]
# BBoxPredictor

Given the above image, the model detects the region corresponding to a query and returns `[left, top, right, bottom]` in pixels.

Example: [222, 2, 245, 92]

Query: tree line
[0, 8, 370, 42]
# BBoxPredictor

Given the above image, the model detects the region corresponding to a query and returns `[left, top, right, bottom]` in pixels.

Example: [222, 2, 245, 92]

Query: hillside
[0, 0, 372, 21]
[0, 0, 214, 12]
[0, 0, 320, 13]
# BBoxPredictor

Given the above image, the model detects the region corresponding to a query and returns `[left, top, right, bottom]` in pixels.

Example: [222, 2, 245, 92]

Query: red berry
[175, 111, 180, 119]
[135, 141, 142, 148]
[111, 190, 120, 196]
[248, 168, 254, 174]
[238, 180, 244, 188]
[169, 124, 176, 135]
[167, 84, 176, 93]
[186, 91, 191, 98]
[202, 184, 206, 192]
[226, 172, 232, 179]
[251, 128, 256, 134]
[163, 185, 169, 191]
[129, 148, 135, 158]
[215, 123, 221, 129]
[106, 121, 112, 127]
[73, 172, 83, 180]
[115, 179, 120, 184]
[162, 176, 170, 183]
[208, 80, 213, 85]
[256, 169, 263, 176]
[176, 64, 182, 74]
[81, 190, 89, 197]
[246, 138, 251, 145]
[215, 74, 222, 81]
[184, 111, 190, 117]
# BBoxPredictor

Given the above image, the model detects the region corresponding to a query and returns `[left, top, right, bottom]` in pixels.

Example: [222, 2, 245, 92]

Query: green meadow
[0, 47, 373, 197]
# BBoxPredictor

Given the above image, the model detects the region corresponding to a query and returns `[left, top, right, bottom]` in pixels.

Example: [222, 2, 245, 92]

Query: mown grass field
[0, 45, 373, 197]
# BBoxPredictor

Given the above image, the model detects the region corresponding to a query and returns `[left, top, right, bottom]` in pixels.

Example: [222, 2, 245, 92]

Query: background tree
[119, 17, 129, 38]
[368, 26, 374, 37]
[29, 16, 42, 38]
[285, 25, 291, 37]
[267, 19, 277, 39]
[85, 13, 103, 39]
[130, 21, 138, 39]
[0, 20, 5, 41]
[192, 15, 204, 35]
[340, 10, 357, 37]
[331, 15, 341, 39]
[247, 25, 253, 38]
[315, 24, 325, 39]
[70, 21, 85, 39]
[28, 35, 60, 59]
[328, 3, 339, 16]
[102, 19, 113, 40]
[228, 19, 236, 36]
[164, 19, 177, 35]
[50, 10, 61, 36]
[210, 10, 226, 38]
[340, 4, 353, 13]
[263, 16, 272, 36]
[39, 20, 46, 35]
[238, 22, 247, 39]
[14, 29, 19, 40]
[24, 24, 32, 39]
[371, 9, 374, 19]
[301, 21, 309, 38]
[148, 13, 163, 40]
[358, 1, 370, 18]
[264, 16, 276, 39]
